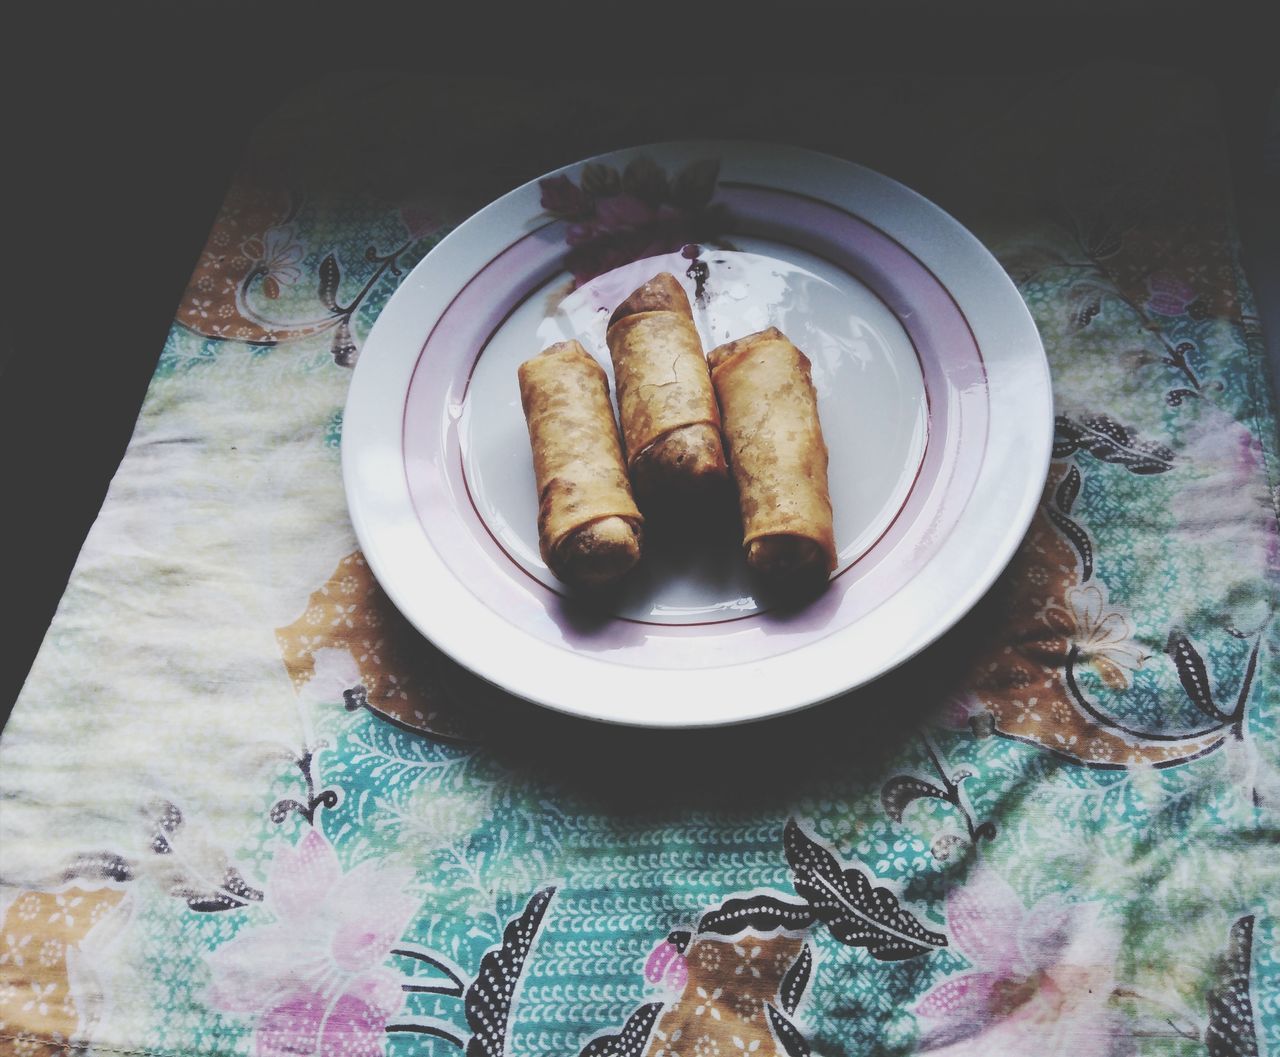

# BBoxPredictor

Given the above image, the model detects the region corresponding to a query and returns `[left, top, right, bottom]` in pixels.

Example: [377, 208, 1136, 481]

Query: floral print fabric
[0, 71, 1276, 1057]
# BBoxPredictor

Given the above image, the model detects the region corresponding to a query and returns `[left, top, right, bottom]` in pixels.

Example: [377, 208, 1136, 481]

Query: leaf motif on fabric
[779, 944, 812, 1016]
[465, 885, 555, 1057]
[1087, 415, 1177, 472]
[576, 1001, 664, 1057]
[766, 1003, 811, 1057]
[1067, 282, 1103, 330]
[1231, 638, 1261, 723]
[145, 799, 264, 912]
[1046, 507, 1094, 582]
[59, 852, 135, 884]
[698, 894, 817, 937]
[1053, 416, 1084, 459]
[219, 866, 264, 904]
[318, 253, 342, 311]
[1055, 464, 1081, 514]
[182, 881, 256, 914]
[149, 799, 183, 854]
[331, 319, 358, 367]
[1165, 632, 1226, 721]
[1206, 915, 1258, 1057]
[1052, 414, 1176, 474]
[171, 868, 264, 913]
[880, 776, 950, 822]
[783, 819, 946, 960]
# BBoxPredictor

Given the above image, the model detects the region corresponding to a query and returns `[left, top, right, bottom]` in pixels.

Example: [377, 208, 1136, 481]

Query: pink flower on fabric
[255, 985, 389, 1057]
[915, 867, 1133, 1056]
[645, 937, 689, 995]
[206, 829, 419, 1056]
[1145, 274, 1196, 317]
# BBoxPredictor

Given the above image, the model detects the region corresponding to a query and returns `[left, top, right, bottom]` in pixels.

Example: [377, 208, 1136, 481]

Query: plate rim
[342, 139, 1053, 728]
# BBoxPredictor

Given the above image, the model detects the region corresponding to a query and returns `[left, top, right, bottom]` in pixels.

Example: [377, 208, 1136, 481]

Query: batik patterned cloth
[1, 71, 1276, 1057]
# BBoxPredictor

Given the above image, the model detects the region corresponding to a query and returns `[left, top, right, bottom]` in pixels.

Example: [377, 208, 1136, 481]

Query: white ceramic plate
[342, 141, 1051, 727]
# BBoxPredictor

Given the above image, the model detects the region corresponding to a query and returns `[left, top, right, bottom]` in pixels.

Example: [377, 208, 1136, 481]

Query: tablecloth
[1, 70, 1277, 1057]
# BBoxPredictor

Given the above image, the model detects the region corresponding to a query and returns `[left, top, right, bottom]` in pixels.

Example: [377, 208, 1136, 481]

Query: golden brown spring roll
[606, 273, 729, 502]
[708, 327, 836, 588]
[518, 341, 643, 589]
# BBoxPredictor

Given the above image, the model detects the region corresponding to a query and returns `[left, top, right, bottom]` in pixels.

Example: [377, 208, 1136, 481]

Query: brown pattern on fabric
[1103, 224, 1241, 324]
[647, 934, 804, 1057]
[0, 888, 126, 1055]
[179, 183, 293, 343]
[968, 466, 1226, 768]
[275, 551, 475, 742]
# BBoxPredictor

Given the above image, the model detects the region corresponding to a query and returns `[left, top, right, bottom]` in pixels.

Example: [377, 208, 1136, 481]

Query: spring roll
[606, 273, 729, 502]
[518, 341, 643, 589]
[708, 327, 836, 588]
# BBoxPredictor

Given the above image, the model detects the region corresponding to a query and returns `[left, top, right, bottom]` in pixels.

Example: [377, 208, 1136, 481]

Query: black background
[3, 3, 1276, 727]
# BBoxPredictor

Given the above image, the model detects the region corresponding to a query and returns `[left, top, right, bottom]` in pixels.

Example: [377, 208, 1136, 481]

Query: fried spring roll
[606, 273, 729, 501]
[518, 341, 643, 589]
[708, 327, 836, 587]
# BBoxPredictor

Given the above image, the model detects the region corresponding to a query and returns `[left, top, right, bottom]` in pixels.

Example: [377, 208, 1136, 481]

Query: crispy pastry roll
[517, 341, 643, 589]
[606, 273, 729, 502]
[708, 327, 836, 588]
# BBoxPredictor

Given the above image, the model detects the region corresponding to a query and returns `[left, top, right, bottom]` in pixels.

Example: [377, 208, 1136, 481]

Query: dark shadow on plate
[551, 488, 756, 637]
[552, 584, 627, 631]
[748, 565, 832, 614]
[645, 491, 833, 616]
[639, 484, 742, 560]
